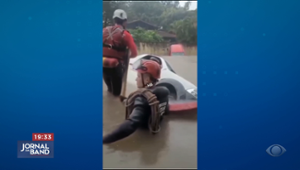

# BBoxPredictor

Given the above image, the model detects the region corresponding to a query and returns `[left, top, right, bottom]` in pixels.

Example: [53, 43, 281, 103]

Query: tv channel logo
[18, 133, 54, 158]
[266, 144, 286, 157]
[18, 141, 54, 158]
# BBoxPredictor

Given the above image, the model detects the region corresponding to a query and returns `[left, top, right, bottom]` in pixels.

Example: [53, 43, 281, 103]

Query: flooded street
[103, 56, 198, 169]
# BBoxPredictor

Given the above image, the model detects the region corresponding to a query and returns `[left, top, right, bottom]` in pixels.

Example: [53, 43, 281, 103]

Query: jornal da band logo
[20, 142, 50, 155]
[18, 133, 54, 158]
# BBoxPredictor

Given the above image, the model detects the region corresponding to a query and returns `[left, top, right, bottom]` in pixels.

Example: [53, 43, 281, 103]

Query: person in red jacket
[103, 9, 138, 96]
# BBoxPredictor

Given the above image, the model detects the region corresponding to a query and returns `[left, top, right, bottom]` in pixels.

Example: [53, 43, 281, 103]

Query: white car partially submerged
[125, 54, 198, 111]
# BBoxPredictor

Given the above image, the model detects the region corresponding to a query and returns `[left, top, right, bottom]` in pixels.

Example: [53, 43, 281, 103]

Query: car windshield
[171, 52, 184, 56]
[132, 59, 144, 70]
[132, 56, 176, 74]
[165, 60, 176, 73]
[132, 56, 162, 70]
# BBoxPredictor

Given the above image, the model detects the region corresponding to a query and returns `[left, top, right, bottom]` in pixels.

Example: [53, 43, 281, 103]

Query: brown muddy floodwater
[103, 56, 198, 169]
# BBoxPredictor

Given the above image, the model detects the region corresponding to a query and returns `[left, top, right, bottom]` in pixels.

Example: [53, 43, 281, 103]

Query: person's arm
[123, 31, 138, 58]
[103, 96, 148, 144]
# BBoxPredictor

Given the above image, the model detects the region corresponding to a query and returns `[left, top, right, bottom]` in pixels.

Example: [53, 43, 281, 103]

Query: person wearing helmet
[103, 9, 138, 96]
[103, 60, 170, 144]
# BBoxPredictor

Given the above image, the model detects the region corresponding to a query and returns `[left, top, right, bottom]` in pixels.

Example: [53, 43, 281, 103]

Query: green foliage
[103, 1, 197, 45]
[171, 18, 197, 46]
[129, 27, 164, 44]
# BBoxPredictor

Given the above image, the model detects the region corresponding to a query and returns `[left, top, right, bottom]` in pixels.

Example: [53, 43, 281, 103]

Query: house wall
[137, 43, 197, 56]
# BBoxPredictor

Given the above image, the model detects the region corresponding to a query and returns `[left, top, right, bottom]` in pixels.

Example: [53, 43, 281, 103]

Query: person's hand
[119, 96, 127, 104]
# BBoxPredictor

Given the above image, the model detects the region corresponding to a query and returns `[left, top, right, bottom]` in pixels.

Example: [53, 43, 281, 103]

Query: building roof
[127, 19, 159, 29]
[155, 30, 177, 38]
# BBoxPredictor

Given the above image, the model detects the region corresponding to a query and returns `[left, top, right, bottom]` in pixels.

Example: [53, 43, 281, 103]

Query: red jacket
[103, 24, 137, 68]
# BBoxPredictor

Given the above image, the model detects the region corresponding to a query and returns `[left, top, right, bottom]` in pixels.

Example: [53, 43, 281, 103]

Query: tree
[125, 1, 165, 23]
[184, 1, 191, 10]
[159, 8, 189, 31]
[171, 17, 197, 46]
[129, 27, 163, 44]
[103, 1, 197, 46]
